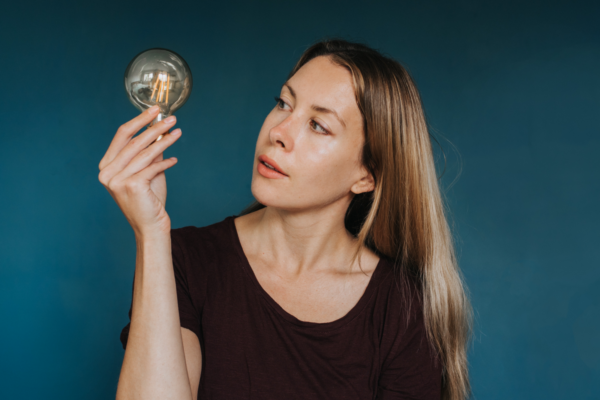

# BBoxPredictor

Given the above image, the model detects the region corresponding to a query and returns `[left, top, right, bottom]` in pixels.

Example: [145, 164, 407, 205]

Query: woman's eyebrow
[283, 83, 347, 129]
[284, 83, 297, 98]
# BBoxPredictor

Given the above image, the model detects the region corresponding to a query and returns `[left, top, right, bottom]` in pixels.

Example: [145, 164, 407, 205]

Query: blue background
[0, 0, 598, 399]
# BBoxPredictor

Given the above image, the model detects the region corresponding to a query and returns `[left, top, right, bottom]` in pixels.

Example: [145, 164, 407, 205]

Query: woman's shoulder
[171, 215, 236, 245]
[373, 259, 435, 367]
[169, 215, 239, 267]
[374, 260, 442, 397]
[373, 257, 425, 324]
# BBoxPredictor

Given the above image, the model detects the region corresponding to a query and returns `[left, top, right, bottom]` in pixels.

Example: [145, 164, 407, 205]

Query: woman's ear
[351, 167, 375, 195]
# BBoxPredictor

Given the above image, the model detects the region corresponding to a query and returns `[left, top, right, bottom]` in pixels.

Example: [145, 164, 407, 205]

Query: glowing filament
[150, 72, 170, 104]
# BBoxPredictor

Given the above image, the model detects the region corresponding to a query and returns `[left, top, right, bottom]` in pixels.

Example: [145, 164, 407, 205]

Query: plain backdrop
[0, 0, 598, 399]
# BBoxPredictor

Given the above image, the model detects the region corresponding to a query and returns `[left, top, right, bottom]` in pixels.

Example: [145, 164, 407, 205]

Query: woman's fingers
[99, 106, 160, 170]
[101, 117, 177, 182]
[117, 128, 182, 180]
[134, 156, 178, 183]
[151, 151, 164, 164]
[138, 116, 176, 150]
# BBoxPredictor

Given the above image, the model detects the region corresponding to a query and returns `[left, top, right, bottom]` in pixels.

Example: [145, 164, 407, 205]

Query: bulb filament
[150, 72, 170, 104]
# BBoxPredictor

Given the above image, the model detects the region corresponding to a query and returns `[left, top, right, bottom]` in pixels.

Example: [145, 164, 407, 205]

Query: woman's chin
[251, 179, 350, 214]
[251, 190, 286, 210]
[251, 185, 299, 211]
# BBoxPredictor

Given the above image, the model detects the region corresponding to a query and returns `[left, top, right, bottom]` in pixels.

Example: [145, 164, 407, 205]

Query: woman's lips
[257, 155, 287, 179]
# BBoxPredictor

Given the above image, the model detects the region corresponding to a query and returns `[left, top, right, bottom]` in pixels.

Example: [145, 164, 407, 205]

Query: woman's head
[250, 55, 374, 214]
[250, 40, 433, 246]
[245, 39, 472, 400]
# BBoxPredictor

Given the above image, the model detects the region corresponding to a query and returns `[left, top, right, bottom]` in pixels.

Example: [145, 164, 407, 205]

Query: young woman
[99, 39, 472, 400]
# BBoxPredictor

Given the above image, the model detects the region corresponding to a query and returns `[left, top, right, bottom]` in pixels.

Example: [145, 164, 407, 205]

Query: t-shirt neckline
[225, 215, 387, 331]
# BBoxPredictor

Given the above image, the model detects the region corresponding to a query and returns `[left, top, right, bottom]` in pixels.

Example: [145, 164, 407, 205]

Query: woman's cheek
[302, 152, 344, 189]
[303, 131, 337, 158]
[304, 136, 346, 179]
[309, 141, 362, 190]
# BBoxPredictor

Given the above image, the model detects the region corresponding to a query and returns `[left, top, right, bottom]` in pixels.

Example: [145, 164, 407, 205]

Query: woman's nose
[269, 115, 295, 151]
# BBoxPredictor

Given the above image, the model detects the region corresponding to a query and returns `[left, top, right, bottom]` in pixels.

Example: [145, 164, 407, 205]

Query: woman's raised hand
[98, 105, 182, 238]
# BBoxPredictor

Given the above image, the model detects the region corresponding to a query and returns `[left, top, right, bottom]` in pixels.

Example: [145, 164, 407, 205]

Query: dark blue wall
[1, 0, 598, 399]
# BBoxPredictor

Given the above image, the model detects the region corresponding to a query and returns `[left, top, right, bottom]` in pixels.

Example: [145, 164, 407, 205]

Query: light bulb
[124, 48, 192, 140]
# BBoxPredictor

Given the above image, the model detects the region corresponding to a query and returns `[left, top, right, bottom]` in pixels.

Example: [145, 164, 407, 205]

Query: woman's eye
[274, 96, 289, 110]
[310, 120, 328, 135]
[273, 96, 328, 135]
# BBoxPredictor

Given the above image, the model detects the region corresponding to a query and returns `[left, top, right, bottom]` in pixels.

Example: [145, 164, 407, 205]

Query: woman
[99, 39, 472, 400]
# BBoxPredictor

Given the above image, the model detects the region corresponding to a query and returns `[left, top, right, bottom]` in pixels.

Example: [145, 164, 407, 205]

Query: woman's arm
[97, 106, 193, 399]
[116, 232, 194, 400]
[181, 327, 202, 399]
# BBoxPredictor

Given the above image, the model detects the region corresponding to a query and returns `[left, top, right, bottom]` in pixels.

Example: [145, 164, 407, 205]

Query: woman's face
[251, 55, 373, 212]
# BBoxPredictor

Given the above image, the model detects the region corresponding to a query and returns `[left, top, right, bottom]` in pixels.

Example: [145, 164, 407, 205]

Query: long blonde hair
[242, 39, 472, 400]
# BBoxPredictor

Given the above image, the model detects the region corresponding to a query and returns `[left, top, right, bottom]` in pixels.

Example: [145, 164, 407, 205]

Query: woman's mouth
[258, 155, 287, 179]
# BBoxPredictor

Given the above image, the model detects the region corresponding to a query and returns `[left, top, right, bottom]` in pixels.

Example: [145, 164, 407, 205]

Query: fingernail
[172, 128, 182, 136]
[164, 116, 176, 124]
[148, 105, 159, 114]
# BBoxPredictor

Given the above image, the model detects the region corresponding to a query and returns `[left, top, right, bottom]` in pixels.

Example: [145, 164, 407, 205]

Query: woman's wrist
[135, 228, 171, 248]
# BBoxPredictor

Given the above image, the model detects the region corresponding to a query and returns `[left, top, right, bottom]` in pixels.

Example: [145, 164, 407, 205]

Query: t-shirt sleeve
[376, 288, 442, 399]
[119, 227, 203, 349]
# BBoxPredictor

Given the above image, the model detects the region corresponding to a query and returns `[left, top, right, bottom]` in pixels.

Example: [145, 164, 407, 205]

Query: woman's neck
[235, 201, 368, 277]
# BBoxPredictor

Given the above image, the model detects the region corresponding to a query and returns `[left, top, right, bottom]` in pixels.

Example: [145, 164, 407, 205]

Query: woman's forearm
[116, 231, 193, 400]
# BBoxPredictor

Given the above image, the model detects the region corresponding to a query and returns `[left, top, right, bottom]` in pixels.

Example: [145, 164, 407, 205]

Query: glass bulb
[124, 48, 192, 128]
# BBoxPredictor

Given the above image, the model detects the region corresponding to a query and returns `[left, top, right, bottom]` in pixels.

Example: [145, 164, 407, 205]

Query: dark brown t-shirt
[120, 216, 441, 399]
